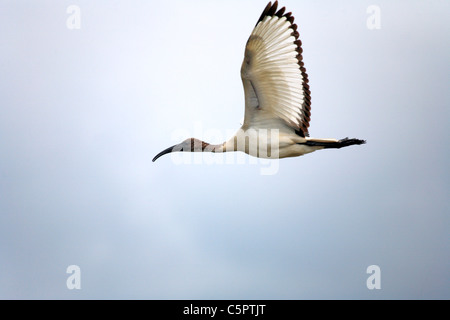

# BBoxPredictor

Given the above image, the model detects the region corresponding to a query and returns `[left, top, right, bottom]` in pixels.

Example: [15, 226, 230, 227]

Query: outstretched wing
[241, 1, 311, 137]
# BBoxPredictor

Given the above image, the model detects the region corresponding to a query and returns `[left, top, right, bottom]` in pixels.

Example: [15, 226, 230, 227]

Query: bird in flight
[153, 1, 365, 162]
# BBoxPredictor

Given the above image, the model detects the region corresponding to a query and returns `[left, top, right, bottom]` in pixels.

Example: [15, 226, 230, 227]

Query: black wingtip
[256, 1, 281, 26]
[256, 2, 272, 25]
[267, 1, 278, 16]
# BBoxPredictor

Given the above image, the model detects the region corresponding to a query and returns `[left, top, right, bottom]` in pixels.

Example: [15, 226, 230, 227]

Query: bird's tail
[304, 137, 366, 149]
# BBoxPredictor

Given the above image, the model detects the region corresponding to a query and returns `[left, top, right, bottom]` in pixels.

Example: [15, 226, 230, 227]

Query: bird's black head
[152, 138, 209, 162]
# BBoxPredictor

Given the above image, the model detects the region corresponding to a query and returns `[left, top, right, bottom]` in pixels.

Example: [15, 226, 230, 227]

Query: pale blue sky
[0, 0, 448, 299]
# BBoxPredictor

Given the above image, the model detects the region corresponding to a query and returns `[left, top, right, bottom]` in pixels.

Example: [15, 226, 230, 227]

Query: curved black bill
[152, 145, 178, 162]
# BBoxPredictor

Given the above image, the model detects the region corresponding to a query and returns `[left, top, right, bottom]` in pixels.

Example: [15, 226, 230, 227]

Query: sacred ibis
[153, 1, 365, 162]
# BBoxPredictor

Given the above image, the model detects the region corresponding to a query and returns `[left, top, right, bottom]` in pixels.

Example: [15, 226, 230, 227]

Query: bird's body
[153, 1, 365, 163]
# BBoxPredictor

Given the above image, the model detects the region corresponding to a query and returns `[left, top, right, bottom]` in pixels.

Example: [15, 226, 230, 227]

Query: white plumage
[242, 14, 306, 130]
[153, 1, 365, 162]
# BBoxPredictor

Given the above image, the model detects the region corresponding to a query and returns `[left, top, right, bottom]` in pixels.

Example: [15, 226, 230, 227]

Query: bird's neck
[204, 142, 226, 153]
[191, 135, 240, 153]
